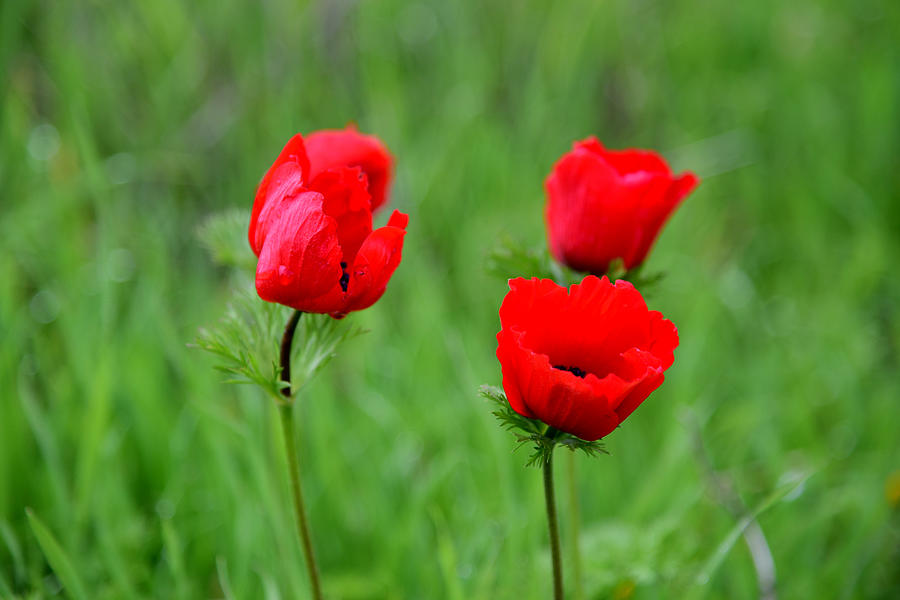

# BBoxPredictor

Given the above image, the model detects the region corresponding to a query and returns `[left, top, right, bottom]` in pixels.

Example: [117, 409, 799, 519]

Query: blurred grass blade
[74, 356, 112, 528]
[696, 470, 812, 586]
[161, 516, 188, 597]
[97, 518, 139, 599]
[430, 507, 465, 600]
[216, 556, 236, 600]
[18, 371, 71, 519]
[26, 508, 89, 600]
[259, 571, 283, 600]
[0, 519, 26, 586]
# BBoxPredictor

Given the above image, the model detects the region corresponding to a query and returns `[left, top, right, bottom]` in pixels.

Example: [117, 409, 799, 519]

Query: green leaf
[26, 508, 89, 600]
[196, 208, 256, 271]
[618, 262, 666, 296]
[289, 311, 365, 395]
[480, 385, 544, 437]
[555, 432, 608, 460]
[486, 237, 666, 294]
[194, 291, 363, 403]
[486, 238, 572, 284]
[480, 385, 606, 467]
[193, 290, 287, 401]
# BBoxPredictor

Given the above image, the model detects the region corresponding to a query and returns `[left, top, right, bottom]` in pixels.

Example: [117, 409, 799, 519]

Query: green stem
[278, 311, 323, 600]
[543, 449, 564, 600]
[279, 402, 323, 600]
[567, 451, 584, 600]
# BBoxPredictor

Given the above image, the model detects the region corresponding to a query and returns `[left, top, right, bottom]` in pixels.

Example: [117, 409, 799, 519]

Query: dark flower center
[553, 364, 587, 378]
[339, 261, 350, 292]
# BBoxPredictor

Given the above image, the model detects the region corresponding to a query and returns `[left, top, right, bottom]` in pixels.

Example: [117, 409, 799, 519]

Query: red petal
[577, 137, 671, 177]
[250, 162, 306, 255]
[305, 127, 394, 212]
[339, 210, 408, 315]
[608, 348, 666, 421]
[496, 329, 537, 419]
[254, 192, 345, 312]
[387, 210, 409, 229]
[308, 166, 373, 265]
[622, 170, 700, 269]
[249, 135, 310, 255]
[646, 310, 679, 369]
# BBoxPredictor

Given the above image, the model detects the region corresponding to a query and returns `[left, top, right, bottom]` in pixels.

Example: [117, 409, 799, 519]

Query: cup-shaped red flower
[305, 126, 394, 213]
[496, 275, 678, 441]
[249, 134, 407, 318]
[545, 137, 699, 275]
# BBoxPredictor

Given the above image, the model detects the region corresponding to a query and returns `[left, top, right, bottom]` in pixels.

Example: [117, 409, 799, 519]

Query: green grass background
[2, 0, 899, 597]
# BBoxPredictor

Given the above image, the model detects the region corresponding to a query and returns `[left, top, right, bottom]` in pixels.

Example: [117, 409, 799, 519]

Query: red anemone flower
[249, 134, 407, 318]
[545, 137, 699, 275]
[305, 126, 394, 212]
[496, 275, 678, 441]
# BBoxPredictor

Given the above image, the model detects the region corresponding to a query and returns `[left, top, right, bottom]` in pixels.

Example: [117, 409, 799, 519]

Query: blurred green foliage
[2, 0, 899, 597]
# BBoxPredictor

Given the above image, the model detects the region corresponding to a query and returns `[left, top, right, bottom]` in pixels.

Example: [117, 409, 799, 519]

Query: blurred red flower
[545, 137, 699, 275]
[496, 275, 678, 441]
[249, 133, 407, 318]
[305, 126, 394, 212]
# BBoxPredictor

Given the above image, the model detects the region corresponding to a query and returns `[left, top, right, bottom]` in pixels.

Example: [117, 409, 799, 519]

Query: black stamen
[553, 365, 587, 378]
[339, 261, 350, 292]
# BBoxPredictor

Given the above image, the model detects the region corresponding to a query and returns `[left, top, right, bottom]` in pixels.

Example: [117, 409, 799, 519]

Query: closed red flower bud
[249, 134, 407, 318]
[305, 126, 394, 213]
[545, 137, 699, 275]
[496, 275, 678, 441]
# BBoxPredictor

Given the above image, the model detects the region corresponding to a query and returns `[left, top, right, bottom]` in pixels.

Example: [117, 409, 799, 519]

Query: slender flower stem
[278, 310, 323, 600]
[279, 310, 303, 398]
[566, 451, 584, 600]
[543, 448, 564, 600]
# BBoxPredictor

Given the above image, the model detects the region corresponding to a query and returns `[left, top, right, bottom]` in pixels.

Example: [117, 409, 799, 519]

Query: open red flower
[545, 137, 699, 275]
[305, 126, 394, 212]
[249, 134, 407, 318]
[496, 275, 678, 441]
